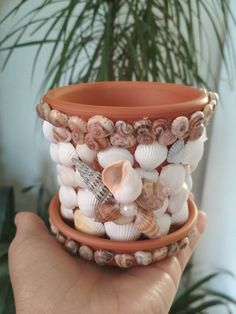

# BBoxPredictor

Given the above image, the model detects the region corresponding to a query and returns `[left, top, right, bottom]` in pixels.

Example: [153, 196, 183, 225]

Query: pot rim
[43, 81, 208, 120]
[49, 193, 198, 253]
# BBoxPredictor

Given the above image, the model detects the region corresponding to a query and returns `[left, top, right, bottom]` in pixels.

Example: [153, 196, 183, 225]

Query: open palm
[9, 212, 206, 314]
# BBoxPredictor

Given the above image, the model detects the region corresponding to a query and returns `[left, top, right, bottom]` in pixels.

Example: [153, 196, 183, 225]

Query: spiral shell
[76, 143, 97, 164]
[64, 240, 79, 255]
[87, 115, 114, 138]
[189, 111, 205, 141]
[57, 142, 77, 167]
[68, 116, 87, 133]
[104, 221, 141, 241]
[135, 142, 168, 170]
[134, 251, 153, 266]
[59, 185, 77, 209]
[49, 109, 68, 127]
[203, 103, 214, 123]
[36, 102, 51, 121]
[77, 189, 100, 218]
[115, 254, 135, 268]
[168, 183, 189, 213]
[85, 133, 110, 151]
[152, 119, 169, 136]
[116, 120, 134, 136]
[79, 245, 93, 261]
[94, 250, 114, 266]
[95, 201, 121, 223]
[134, 118, 155, 144]
[167, 140, 185, 164]
[158, 129, 177, 146]
[171, 116, 189, 139]
[167, 243, 179, 257]
[98, 147, 134, 169]
[178, 237, 190, 250]
[152, 247, 168, 262]
[74, 210, 105, 236]
[171, 201, 189, 225]
[135, 208, 159, 238]
[110, 133, 136, 148]
[53, 127, 71, 142]
[60, 205, 74, 221]
[159, 164, 185, 194]
[208, 91, 219, 102]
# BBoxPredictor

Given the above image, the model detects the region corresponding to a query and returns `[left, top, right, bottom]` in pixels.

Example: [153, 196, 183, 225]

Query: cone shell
[57, 164, 78, 187]
[50, 143, 59, 163]
[115, 254, 135, 268]
[135, 142, 168, 170]
[50, 109, 68, 127]
[182, 134, 205, 166]
[104, 221, 141, 241]
[57, 142, 77, 167]
[95, 201, 121, 223]
[59, 185, 77, 209]
[74, 210, 105, 236]
[152, 247, 168, 262]
[42, 121, 57, 143]
[134, 251, 153, 266]
[159, 164, 185, 194]
[76, 143, 97, 164]
[102, 160, 142, 204]
[60, 205, 74, 221]
[168, 183, 189, 213]
[79, 245, 93, 261]
[154, 214, 171, 238]
[153, 198, 169, 218]
[113, 215, 135, 225]
[77, 189, 100, 218]
[120, 202, 138, 217]
[135, 168, 159, 183]
[98, 147, 134, 169]
[94, 250, 114, 266]
[171, 202, 189, 225]
[135, 208, 159, 238]
[167, 140, 185, 164]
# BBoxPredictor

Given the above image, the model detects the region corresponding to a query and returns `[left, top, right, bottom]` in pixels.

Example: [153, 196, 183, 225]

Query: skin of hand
[9, 211, 206, 314]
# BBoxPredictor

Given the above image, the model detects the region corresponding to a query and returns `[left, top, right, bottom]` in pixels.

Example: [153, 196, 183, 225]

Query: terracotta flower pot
[37, 82, 217, 268]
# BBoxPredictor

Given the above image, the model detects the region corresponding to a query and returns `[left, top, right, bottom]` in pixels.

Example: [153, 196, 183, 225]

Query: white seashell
[102, 160, 142, 204]
[135, 142, 168, 170]
[153, 198, 169, 218]
[43, 121, 57, 143]
[57, 164, 78, 187]
[134, 251, 153, 265]
[171, 201, 189, 225]
[159, 164, 185, 194]
[57, 175, 63, 186]
[167, 140, 185, 164]
[57, 142, 77, 167]
[152, 247, 168, 262]
[114, 214, 135, 225]
[74, 169, 88, 189]
[50, 143, 59, 163]
[59, 185, 77, 209]
[135, 168, 159, 182]
[184, 165, 193, 192]
[74, 210, 105, 236]
[76, 143, 97, 164]
[77, 189, 99, 218]
[60, 205, 74, 221]
[97, 147, 134, 168]
[104, 221, 141, 241]
[120, 202, 138, 217]
[154, 214, 171, 238]
[190, 163, 198, 173]
[182, 133, 206, 166]
[168, 183, 189, 213]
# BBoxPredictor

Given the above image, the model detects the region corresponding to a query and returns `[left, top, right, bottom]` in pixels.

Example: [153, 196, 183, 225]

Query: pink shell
[158, 129, 177, 146]
[136, 132, 156, 144]
[110, 133, 136, 148]
[53, 127, 71, 142]
[115, 121, 134, 136]
[85, 133, 110, 151]
[68, 116, 87, 133]
[115, 254, 135, 268]
[36, 102, 51, 121]
[171, 116, 189, 139]
[189, 111, 205, 140]
[152, 119, 169, 136]
[134, 118, 152, 134]
[50, 109, 68, 127]
[87, 115, 114, 138]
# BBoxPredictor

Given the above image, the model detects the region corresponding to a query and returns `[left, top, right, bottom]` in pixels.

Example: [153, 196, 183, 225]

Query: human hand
[9, 211, 206, 314]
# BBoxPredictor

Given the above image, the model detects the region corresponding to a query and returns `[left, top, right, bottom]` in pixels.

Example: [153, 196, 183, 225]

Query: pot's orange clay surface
[43, 82, 208, 121]
[49, 194, 198, 253]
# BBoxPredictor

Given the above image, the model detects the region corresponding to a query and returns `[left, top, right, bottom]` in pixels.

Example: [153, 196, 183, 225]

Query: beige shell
[49, 109, 68, 127]
[94, 250, 114, 266]
[87, 115, 114, 138]
[57, 164, 78, 187]
[120, 202, 138, 217]
[85, 133, 110, 151]
[53, 127, 71, 142]
[42, 121, 57, 143]
[134, 251, 153, 266]
[102, 160, 142, 204]
[158, 129, 177, 146]
[159, 164, 185, 194]
[115, 254, 135, 268]
[115, 120, 134, 136]
[167, 140, 185, 164]
[50, 143, 59, 163]
[152, 119, 169, 136]
[152, 247, 168, 262]
[168, 183, 189, 213]
[59, 185, 77, 209]
[76, 143, 97, 164]
[97, 147, 134, 169]
[74, 210, 105, 236]
[153, 198, 169, 218]
[154, 214, 171, 238]
[171, 116, 189, 139]
[182, 133, 206, 166]
[64, 240, 79, 255]
[79, 245, 93, 261]
[134, 119, 155, 144]
[36, 102, 51, 121]
[171, 201, 189, 225]
[68, 116, 87, 133]
[203, 103, 214, 123]
[104, 221, 141, 241]
[179, 237, 190, 250]
[189, 111, 205, 141]
[167, 243, 179, 257]
[110, 133, 136, 148]
[77, 189, 100, 218]
[135, 208, 159, 238]
[57, 142, 77, 167]
[95, 201, 121, 223]
[135, 142, 168, 170]
[60, 205, 74, 221]
[135, 168, 159, 183]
